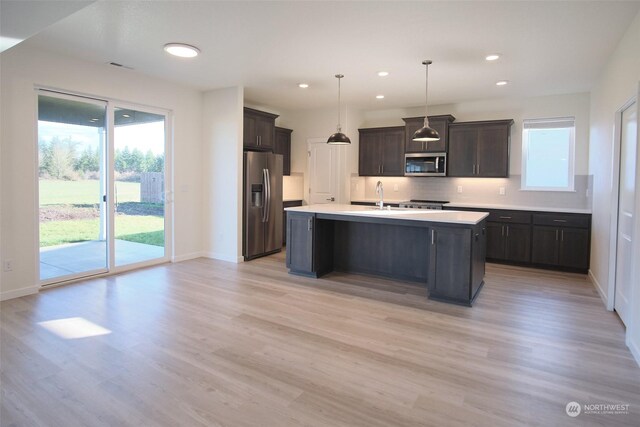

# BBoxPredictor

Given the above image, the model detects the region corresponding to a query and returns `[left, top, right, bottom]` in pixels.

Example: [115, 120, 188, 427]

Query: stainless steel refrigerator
[243, 151, 283, 260]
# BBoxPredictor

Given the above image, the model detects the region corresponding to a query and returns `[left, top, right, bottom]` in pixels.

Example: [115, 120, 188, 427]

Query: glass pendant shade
[413, 60, 440, 142]
[328, 74, 351, 145]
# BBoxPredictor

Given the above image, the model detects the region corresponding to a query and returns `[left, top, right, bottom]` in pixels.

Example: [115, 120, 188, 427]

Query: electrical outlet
[3, 259, 13, 272]
[393, 184, 399, 192]
[499, 187, 506, 196]
[457, 186, 463, 194]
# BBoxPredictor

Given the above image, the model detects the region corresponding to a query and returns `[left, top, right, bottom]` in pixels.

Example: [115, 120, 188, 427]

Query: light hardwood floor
[1, 253, 639, 426]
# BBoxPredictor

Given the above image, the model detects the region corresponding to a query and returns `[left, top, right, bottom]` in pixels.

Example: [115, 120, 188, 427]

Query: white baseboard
[203, 252, 244, 263]
[0, 285, 39, 301]
[588, 269, 610, 310]
[171, 252, 205, 263]
[628, 336, 640, 368]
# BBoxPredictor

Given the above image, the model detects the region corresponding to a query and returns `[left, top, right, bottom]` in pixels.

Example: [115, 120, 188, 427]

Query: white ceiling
[15, 1, 640, 111]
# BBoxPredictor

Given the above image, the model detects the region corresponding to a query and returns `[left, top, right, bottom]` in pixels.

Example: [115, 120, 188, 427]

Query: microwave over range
[404, 152, 446, 176]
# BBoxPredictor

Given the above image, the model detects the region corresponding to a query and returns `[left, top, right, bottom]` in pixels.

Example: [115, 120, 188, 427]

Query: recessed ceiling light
[164, 43, 200, 58]
[485, 54, 500, 61]
[376, 95, 385, 99]
[377, 71, 389, 77]
[89, 118, 99, 122]
[122, 114, 131, 118]
[298, 83, 309, 88]
[496, 80, 509, 86]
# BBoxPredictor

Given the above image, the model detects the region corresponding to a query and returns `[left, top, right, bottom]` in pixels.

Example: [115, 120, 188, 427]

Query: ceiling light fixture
[376, 95, 385, 99]
[298, 83, 309, 88]
[122, 114, 131, 118]
[163, 43, 200, 58]
[327, 74, 351, 145]
[496, 80, 509, 86]
[485, 54, 500, 61]
[412, 60, 440, 142]
[377, 71, 389, 77]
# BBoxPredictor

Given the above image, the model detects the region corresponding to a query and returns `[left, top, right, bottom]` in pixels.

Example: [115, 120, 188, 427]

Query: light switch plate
[457, 186, 463, 193]
[499, 187, 506, 195]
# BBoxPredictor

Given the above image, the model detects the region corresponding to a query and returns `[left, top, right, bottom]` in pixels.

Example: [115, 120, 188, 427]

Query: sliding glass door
[38, 93, 108, 282]
[38, 91, 170, 284]
[113, 107, 166, 266]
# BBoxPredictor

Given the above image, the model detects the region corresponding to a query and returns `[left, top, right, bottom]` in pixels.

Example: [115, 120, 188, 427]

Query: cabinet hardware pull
[506, 226, 509, 237]
[556, 229, 559, 241]
[553, 219, 567, 223]
[499, 216, 512, 219]
[431, 229, 435, 245]
[307, 218, 313, 231]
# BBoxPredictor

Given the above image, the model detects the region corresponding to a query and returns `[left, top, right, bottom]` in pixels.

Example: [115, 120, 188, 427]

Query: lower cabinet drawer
[533, 213, 590, 228]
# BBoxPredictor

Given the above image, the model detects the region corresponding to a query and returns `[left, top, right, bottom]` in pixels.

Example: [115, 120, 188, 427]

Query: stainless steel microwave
[404, 153, 446, 176]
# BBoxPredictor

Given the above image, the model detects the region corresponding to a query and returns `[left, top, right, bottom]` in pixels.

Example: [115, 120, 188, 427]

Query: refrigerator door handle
[264, 168, 271, 223]
[262, 168, 268, 222]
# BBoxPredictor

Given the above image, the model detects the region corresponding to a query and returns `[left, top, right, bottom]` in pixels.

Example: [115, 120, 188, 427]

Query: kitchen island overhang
[285, 204, 489, 306]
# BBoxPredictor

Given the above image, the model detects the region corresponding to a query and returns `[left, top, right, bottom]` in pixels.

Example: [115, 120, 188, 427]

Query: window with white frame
[521, 117, 575, 191]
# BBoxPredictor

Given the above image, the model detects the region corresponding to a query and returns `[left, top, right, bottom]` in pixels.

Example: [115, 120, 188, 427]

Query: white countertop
[350, 199, 591, 214]
[445, 202, 592, 214]
[286, 204, 489, 225]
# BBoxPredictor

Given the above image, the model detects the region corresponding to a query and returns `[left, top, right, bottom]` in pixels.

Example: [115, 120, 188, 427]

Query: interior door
[614, 100, 637, 326]
[308, 140, 339, 204]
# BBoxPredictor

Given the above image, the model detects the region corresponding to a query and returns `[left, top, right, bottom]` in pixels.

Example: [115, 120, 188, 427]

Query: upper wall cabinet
[244, 107, 278, 151]
[274, 126, 293, 176]
[358, 126, 405, 176]
[447, 119, 514, 177]
[403, 115, 456, 153]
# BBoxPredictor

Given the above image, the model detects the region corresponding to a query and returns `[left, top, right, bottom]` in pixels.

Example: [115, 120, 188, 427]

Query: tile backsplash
[352, 174, 592, 210]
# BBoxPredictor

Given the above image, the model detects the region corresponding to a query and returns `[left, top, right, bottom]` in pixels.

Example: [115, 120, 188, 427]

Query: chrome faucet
[375, 181, 384, 209]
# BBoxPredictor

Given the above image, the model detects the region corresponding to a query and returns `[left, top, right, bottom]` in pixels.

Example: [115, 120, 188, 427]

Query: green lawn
[39, 179, 141, 205]
[40, 216, 164, 247]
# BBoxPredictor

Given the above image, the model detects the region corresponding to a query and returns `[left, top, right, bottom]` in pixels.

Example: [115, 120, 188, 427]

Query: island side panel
[428, 226, 473, 305]
[286, 212, 315, 276]
[332, 221, 430, 283]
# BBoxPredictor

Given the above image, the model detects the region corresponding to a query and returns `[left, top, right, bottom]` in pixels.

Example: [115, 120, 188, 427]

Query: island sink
[285, 204, 489, 306]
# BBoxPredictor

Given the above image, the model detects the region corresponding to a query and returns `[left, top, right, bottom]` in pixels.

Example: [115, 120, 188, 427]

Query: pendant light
[327, 74, 351, 144]
[412, 60, 440, 142]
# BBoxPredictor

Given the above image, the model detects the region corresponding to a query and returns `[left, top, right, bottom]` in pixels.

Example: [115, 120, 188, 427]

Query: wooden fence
[141, 172, 164, 203]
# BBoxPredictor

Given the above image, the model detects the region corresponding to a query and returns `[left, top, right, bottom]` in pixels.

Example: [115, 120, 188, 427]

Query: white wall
[202, 87, 244, 262]
[588, 11, 640, 363]
[0, 45, 203, 300]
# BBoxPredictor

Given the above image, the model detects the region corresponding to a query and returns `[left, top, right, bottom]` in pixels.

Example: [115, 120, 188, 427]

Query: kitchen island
[285, 204, 489, 306]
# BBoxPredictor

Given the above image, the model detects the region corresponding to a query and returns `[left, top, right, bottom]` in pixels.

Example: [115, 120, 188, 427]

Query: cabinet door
[256, 115, 274, 150]
[532, 226, 559, 265]
[477, 125, 509, 177]
[424, 117, 448, 153]
[243, 112, 258, 148]
[380, 129, 405, 176]
[404, 118, 424, 153]
[274, 128, 292, 176]
[505, 224, 531, 263]
[559, 228, 590, 270]
[359, 131, 382, 176]
[485, 222, 505, 260]
[286, 213, 314, 273]
[448, 127, 477, 177]
[429, 226, 472, 302]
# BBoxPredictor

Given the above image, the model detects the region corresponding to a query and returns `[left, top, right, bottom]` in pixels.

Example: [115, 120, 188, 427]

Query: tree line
[39, 137, 164, 180]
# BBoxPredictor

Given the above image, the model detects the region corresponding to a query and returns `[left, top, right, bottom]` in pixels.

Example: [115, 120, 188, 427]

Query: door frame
[34, 87, 173, 287]
[607, 94, 638, 312]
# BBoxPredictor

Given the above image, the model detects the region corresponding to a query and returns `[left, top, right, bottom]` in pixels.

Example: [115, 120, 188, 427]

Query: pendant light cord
[424, 60, 431, 128]
[337, 75, 342, 132]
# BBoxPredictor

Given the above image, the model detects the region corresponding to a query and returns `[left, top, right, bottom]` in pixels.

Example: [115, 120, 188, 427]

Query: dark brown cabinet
[403, 115, 455, 153]
[485, 210, 532, 263]
[358, 126, 405, 176]
[282, 200, 303, 245]
[428, 221, 486, 306]
[274, 127, 292, 176]
[286, 212, 314, 273]
[448, 120, 513, 177]
[531, 213, 591, 272]
[244, 107, 278, 151]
